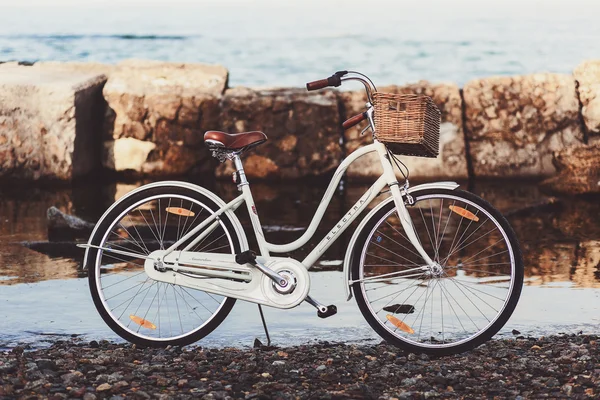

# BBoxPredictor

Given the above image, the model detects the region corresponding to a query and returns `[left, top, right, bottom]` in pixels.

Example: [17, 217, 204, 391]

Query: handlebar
[342, 112, 367, 130]
[306, 71, 347, 91]
[305, 70, 376, 104]
[306, 78, 332, 91]
[306, 71, 377, 134]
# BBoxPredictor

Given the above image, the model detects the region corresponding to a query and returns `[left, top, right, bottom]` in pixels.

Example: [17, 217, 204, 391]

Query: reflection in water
[1, 180, 599, 288]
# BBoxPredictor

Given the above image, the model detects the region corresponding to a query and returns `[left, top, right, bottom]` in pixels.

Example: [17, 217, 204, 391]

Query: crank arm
[305, 295, 328, 313]
[236, 250, 288, 287]
[255, 259, 288, 287]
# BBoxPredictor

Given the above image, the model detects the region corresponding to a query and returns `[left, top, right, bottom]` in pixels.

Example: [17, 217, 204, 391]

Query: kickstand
[257, 304, 271, 347]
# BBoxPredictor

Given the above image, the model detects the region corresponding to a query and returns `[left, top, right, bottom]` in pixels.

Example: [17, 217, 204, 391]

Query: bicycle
[81, 71, 523, 356]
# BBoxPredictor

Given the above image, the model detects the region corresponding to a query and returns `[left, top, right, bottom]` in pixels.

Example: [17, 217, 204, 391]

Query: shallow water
[1, 1, 600, 86]
[0, 178, 599, 348]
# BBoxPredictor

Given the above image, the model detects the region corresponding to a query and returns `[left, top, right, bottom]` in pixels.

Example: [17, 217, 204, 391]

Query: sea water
[0, 0, 599, 87]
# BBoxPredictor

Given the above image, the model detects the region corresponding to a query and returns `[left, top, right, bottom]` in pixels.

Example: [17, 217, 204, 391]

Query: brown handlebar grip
[306, 79, 330, 91]
[342, 112, 367, 130]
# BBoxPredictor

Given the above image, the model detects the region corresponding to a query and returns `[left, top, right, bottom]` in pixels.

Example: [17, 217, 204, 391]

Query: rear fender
[82, 181, 248, 269]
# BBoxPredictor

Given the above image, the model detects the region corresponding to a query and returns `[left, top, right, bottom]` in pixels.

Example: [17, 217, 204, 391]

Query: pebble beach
[1, 335, 598, 399]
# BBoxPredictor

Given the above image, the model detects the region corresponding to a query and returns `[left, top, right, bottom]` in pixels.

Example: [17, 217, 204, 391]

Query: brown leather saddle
[204, 130, 267, 152]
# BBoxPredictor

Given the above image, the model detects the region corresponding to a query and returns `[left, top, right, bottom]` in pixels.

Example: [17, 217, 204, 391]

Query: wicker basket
[373, 92, 441, 158]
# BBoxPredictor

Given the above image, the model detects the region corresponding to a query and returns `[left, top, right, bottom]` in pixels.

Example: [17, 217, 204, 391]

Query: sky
[1, 0, 599, 9]
[2, 0, 599, 23]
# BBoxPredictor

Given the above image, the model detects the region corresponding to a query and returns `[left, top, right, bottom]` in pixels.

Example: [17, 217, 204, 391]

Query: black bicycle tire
[351, 188, 524, 356]
[86, 185, 241, 348]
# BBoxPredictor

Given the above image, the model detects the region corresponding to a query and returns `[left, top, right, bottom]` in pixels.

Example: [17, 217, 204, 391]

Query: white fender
[82, 181, 249, 269]
[342, 181, 460, 300]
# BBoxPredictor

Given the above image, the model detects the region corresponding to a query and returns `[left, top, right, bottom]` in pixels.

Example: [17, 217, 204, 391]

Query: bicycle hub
[272, 270, 297, 295]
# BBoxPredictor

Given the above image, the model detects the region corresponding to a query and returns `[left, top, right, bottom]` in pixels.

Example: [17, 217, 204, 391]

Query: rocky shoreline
[1, 335, 598, 399]
[0, 60, 599, 194]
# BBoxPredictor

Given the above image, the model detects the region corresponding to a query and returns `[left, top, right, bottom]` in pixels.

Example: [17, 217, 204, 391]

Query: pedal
[305, 295, 337, 318]
[317, 305, 337, 319]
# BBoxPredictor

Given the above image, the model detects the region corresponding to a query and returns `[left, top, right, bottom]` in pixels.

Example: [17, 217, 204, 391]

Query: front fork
[375, 142, 435, 266]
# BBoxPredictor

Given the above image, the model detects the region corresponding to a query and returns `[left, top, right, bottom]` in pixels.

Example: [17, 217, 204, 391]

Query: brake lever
[360, 125, 371, 136]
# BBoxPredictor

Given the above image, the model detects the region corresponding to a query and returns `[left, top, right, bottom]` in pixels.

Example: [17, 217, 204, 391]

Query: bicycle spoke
[376, 228, 422, 259]
[110, 279, 152, 315]
[374, 275, 426, 312]
[197, 233, 227, 252]
[136, 208, 162, 248]
[442, 214, 486, 264]
[102, 271, 146, 290]
[446, 277, 490, 322]
[369, 241, 422, 267]
[436, 200, 455, 262]
[148, 204, 162, 249]
[418, 205, 436, 255]
[449, 278, 507, 302]
[116, 222, 150, 255]
[172, 284, 184, 334]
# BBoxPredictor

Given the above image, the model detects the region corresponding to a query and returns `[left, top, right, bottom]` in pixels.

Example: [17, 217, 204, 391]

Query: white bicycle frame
[80, 73, 457, 310]
[157, 139, 435, 270]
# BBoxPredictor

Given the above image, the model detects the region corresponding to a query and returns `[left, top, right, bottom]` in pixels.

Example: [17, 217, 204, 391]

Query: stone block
[216, 87, 342, 179]
[463, 73, 583, 178]
[102, 59, 228, 176]
[0, 64, 107, 180]
[574, 60, 600, 136]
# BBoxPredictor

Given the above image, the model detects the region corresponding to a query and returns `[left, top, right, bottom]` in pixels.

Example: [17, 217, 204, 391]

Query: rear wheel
[351, 188, 523, 355]
[87, 185, 242, 347]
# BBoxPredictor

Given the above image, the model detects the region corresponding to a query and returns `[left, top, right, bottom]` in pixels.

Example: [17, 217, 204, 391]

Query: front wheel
[351, 188, 523, 356]
[86, 185, 243, 347]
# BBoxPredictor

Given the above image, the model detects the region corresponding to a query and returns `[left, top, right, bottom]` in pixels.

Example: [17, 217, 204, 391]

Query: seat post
[233, 154, 249, 189]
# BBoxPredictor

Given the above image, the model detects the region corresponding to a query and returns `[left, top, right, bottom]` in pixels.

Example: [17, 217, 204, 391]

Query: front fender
[82, 181, 249, 269]
[342, 181, 460, 300]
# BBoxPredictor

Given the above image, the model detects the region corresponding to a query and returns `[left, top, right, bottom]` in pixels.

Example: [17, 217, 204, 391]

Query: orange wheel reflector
[116, 228, 130, 238]
[166, 207, 195, 217]
[386, 314, 415, 334]
[129, 315, 156, 330]
[449, 205, 479, 222]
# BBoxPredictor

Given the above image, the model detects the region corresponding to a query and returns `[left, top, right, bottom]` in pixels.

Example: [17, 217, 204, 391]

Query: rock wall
[0, 59, 599, 193]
